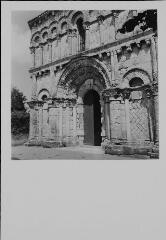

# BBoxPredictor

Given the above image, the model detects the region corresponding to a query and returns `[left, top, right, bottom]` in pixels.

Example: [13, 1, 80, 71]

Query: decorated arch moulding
[40, 26, 49, 35]
[123, 68, 152, 85]
[57, 57, 111, 89]
[70, 11, 84, 26]
[31, 32, 41, 45]
[38, 89, 50, 101]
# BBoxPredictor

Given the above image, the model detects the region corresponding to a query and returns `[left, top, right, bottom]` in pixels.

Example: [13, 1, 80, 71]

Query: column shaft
[125, 99, 131, 142]
[66, 106, 70, 137]
[105, 101, 110, 139]
[59, 106, 63, 141]
[150, 36, 158, 79]
[73, 106, 77, 139]
[31, 74, 37, 100]
[38, 108, 43, 141]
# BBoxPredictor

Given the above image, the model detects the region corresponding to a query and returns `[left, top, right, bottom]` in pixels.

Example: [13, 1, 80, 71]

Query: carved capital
[102, 88, 120, 99]
[106, 51, 111, 57]
[98, 52, 103, 59]
[151, 82, 158, 95]
[83, 21, 90, 30]
[143, 86, 153, 98]
[29, 46, 35, 54]
[116, 48, 122, 54]
[97, 15, 105, 25]
[121, 88, 131, 100]
[38, 42, 44, 48]
[145, 38, 151, 46]
[152, 72, 158, 82]
[126, 45, 132, 53]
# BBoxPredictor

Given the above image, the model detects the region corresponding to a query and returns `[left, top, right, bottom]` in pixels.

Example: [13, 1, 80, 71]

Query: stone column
[123, 89, 131, 142]
[76, 97, 84, 145]
[66, 105, 70, 137]
[31, 74, 37, 100]
[72, 29, 78, 54]
[57, 35, 61, 59]
[73, 105, 77, 142]
[48, 42, 52, 63]
[105, 97, 110, 139]
[59, 105, 63, 143]
[152, 83, 159, 144]
[28, 108, 36, 140]
[42, 102, 50, 139]
[39, 44, 43, 66]
[110, 50, 119, 83]
[30, 47, 35, 68]
[38, 107, 43, 141]
[84, 23, 90, 50]
[149, 36, 158, 82]
[67, 29, 72, 55]
[100, 100, 106, 142]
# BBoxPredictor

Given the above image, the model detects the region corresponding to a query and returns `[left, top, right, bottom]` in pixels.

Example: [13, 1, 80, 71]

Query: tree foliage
[11, 87, 29, 135]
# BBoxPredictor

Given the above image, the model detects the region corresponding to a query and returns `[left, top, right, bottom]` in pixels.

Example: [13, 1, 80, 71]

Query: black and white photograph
[11, 9, 158, 160]
[2, 2, 166, 240]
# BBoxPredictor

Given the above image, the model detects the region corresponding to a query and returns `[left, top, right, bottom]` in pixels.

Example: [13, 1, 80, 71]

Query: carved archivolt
[38, 89, 50, 100]
[57, 57, 110, 91]
[123, 68, 151, 85]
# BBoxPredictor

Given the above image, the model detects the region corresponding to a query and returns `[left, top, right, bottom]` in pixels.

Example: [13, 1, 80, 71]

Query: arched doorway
[83, 90, 102, 146]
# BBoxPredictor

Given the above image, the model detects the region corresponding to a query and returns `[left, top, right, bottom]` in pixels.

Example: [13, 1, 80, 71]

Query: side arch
[38, 89, 50, 100]
[123, 68, 152, 85]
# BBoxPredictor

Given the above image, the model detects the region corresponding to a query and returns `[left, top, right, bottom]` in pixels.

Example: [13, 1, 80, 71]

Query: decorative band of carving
[102, 84, 157, 100]
[27, 98, 77, 109]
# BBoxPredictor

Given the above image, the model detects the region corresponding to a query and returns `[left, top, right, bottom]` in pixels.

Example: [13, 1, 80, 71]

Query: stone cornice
[29, 29, 155, 74]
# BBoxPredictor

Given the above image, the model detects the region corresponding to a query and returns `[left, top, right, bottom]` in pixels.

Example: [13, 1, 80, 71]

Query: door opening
[83, 90, 102, 146]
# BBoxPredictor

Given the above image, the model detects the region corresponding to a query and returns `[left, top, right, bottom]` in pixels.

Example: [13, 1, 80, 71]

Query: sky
[11, 11, 43, 100]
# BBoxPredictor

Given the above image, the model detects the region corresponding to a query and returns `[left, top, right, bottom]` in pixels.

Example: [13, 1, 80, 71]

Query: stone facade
[26, 10, 158, 154]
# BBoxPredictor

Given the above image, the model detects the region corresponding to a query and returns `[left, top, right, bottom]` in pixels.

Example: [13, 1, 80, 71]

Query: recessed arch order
[57, 57, 110, 96]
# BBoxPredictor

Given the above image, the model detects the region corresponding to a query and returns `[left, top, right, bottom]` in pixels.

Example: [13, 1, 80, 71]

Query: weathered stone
[26, 10, 158, 155]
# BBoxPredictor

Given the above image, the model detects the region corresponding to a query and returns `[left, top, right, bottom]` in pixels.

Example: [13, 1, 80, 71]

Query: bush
[11, 87, 30, 135]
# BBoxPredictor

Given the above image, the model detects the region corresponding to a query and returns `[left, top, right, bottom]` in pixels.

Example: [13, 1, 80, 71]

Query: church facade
[27, 10, 158, 155]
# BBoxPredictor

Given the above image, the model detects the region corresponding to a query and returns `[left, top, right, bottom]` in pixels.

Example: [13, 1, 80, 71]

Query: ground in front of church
[11, 145, 151, 160]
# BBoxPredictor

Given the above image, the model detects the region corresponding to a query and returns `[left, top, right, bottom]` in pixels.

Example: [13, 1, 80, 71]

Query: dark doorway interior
[83, 90, 102, 146]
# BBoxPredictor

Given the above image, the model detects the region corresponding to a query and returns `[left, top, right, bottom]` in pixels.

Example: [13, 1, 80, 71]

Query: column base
[25, 136, 78, 148]
[102, 139, 155, 156]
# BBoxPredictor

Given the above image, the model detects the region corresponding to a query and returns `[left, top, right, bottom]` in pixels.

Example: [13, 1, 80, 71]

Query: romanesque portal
[26, 10, 158, 155]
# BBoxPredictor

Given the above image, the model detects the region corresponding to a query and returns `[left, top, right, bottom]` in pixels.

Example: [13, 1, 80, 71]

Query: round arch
[57, 57, 110, 94]
[77, 78, 103, 104]
[38, 89, 50, 101]
[123, 68, 152, 86]
[31, 32, 41, 46]
[71, 11, 84, 25]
